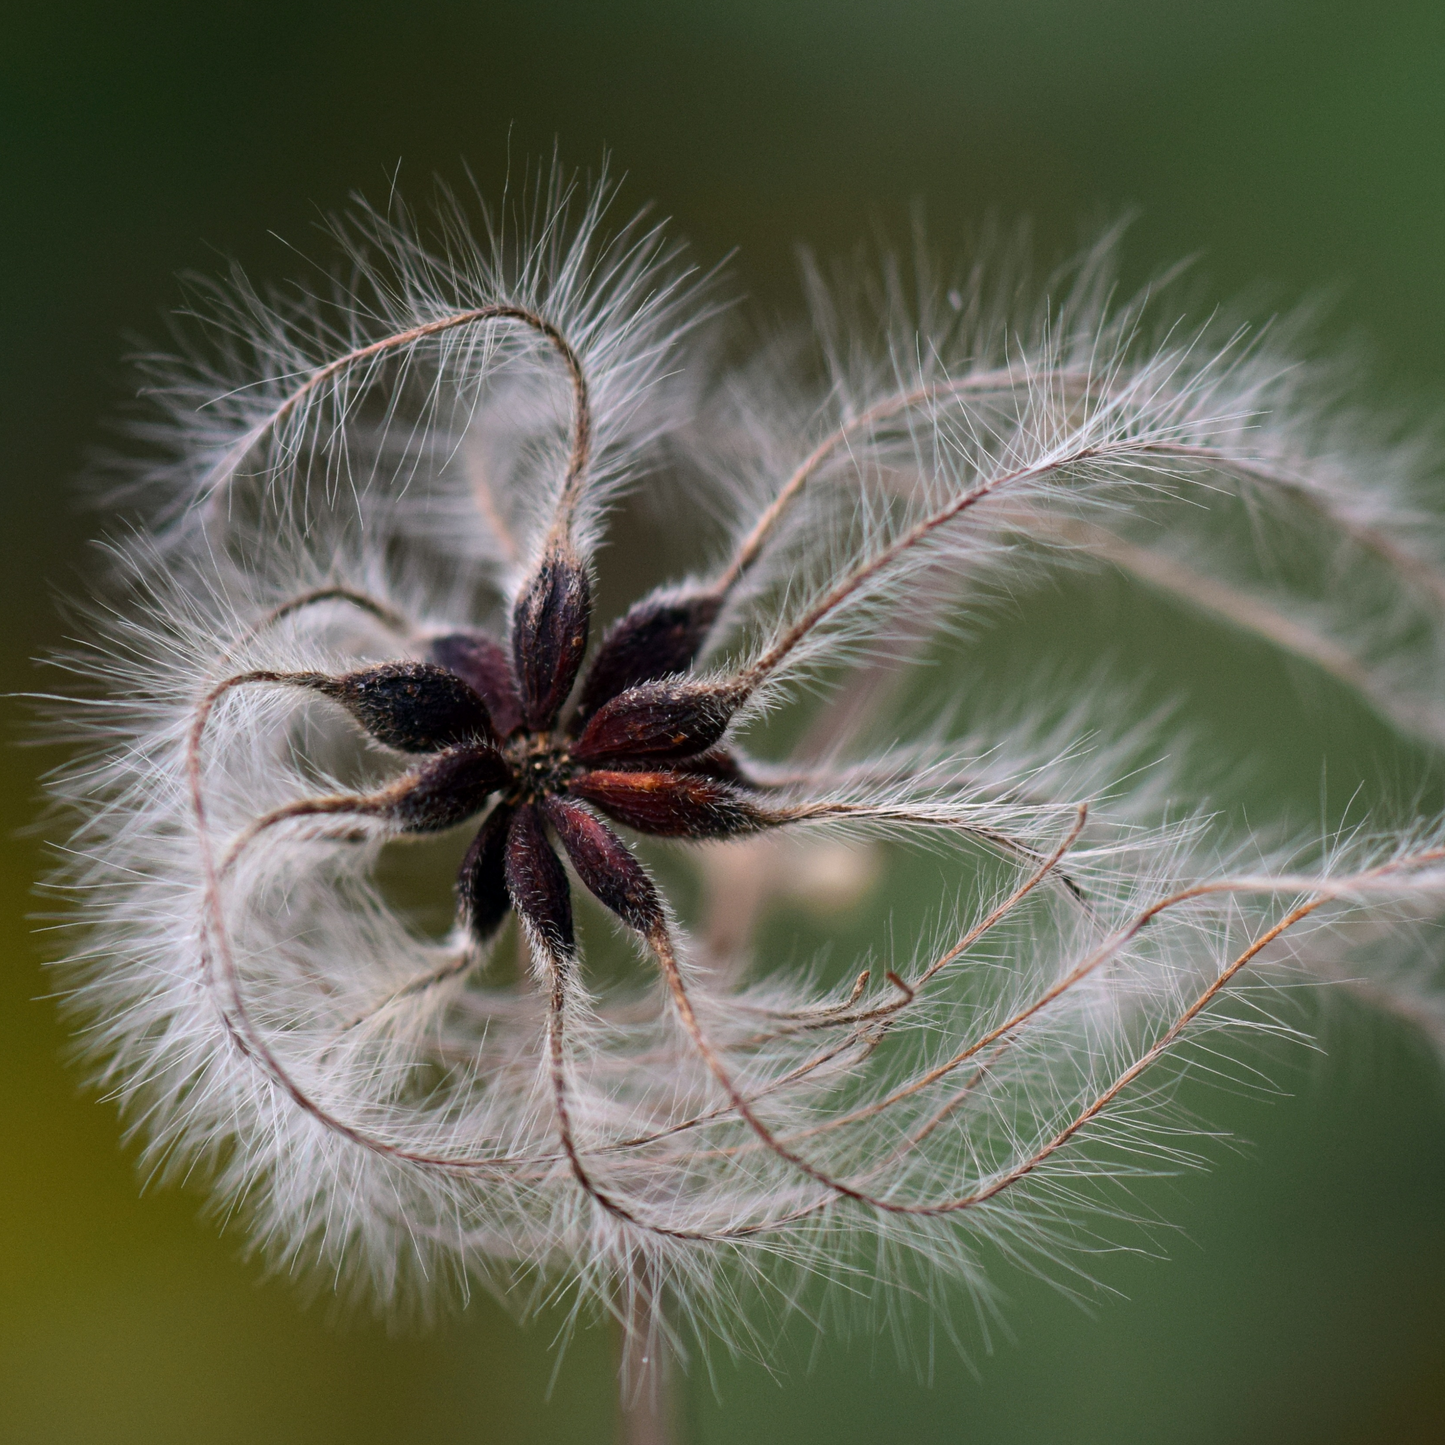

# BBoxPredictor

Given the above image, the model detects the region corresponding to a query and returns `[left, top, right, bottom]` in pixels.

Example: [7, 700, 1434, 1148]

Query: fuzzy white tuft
[39, 168, 1445, 1355]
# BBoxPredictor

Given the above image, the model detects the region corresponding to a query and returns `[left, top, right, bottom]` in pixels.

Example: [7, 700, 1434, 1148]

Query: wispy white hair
[38, 165, 1445, 1357]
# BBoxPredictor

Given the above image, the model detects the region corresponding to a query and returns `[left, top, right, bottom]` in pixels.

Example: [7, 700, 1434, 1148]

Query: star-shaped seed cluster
[54, 178, 1445, 1345]
[300, 545, 762, 963]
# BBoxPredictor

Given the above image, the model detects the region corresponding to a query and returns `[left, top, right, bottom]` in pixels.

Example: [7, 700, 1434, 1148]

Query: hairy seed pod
[572, 680, 745, 763]
[543, 796, 665, 935]
[569, 768, 765, 837]
[511, 544, 592, 731]
[503, 802, 575, 955]
[572, 592, 722, 726]
[387, 747, 511, 832]
[44, 170, 1445, 1368]
[456, 801, 515, 942]
[318, 663, 497, 753]
[428, 633, 525, 736]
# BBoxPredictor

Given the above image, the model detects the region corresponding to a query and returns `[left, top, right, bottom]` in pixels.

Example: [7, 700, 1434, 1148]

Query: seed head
[39, 168, 1445, 1353]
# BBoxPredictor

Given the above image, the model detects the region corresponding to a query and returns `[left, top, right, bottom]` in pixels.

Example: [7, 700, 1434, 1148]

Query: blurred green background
[6, 3, 1445, 1441]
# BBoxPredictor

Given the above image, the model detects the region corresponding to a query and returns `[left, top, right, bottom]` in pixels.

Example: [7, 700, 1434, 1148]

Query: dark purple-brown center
[318, 547, 771, 955]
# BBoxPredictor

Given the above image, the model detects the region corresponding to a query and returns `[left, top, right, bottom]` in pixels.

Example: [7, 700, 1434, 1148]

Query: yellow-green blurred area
[6, 2, 1445, 1441]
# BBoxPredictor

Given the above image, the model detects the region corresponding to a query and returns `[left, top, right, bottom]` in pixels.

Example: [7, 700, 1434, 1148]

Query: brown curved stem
[242, 586, 414, 646]
[537, 936, 721, 1242]
[722, 842, 1445, 1227]
[717, 363, 1445, 619]
[197, 303, 592, 542]
[735, 439, 1144, 693]
[185, 672, 571, 1176]
[216, 790, 398, 876]
[768, 798, 1091, 906]
[633, 814, 1087, 1199]
[569, 808, 1091, 1176]
[708, 368, 1445, 747]
[708, 368, 1076, 599]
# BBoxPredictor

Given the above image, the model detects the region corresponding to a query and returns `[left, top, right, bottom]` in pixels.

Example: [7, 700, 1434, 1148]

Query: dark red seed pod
[387, 747, 512, 833]
[511, 544, 592, 732]
[456, 802, 515, 943]
[542, 796, 665, 936]
[503, 802, 575, 956]
[571, 592, 722, 728]
[572, 680, 745, 764]
[428, 632, 525, 736]
[319, 663, 496, 753]
[568, 768, 766, 839]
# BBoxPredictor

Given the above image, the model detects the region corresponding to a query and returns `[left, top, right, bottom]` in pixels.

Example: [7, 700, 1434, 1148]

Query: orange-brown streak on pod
[568, 769, 768, 839]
